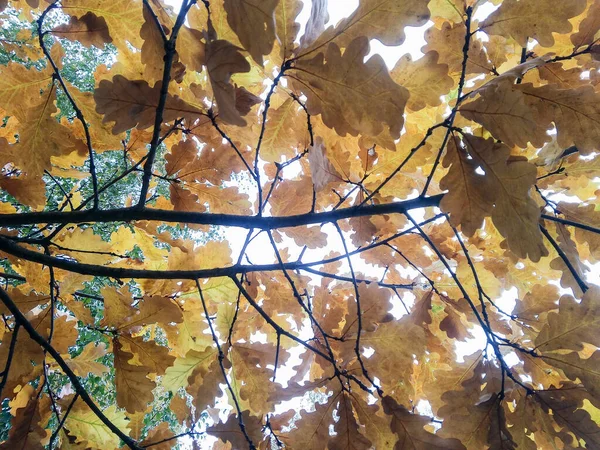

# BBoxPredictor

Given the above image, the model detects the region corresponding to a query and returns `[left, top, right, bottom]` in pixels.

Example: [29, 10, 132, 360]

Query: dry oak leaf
[170, 395, 190, 425]
[207, 410, 264, 449]
[556, 201, 600, 260]
[260, 98, 308, 163]
[2, 85, 86, 179]
[140, 422, 175, 450]
[463, 81, 600, 154]
[308, 136, 341, 192]
[534, 385, 600, 448]
[459, 134, 547, 261]
[274, 0, 302, 60]
[306, 0, 431, 52]
[519, 83, 600, 155]
[223, 0, 278, 66]
[114, 339, 156, 414]
[230, 343, 289, 415]
[122, 296, 184, 331]
[281, 385, 341, 449]
[351, 394, 397, 449]
[0, 391, 45, 450]
[100, 286, 136, 329]
[206, 39, 252, 126]
[291, 36, 409, 139]
[571, 0, 600, 48]
[140, 4, 168, 84]
[439, 134, 494, 237]
[442, 393, 516, 449]
[411, 290, 434, 327]
[281, 225, 328, 249]
[61, 0, 145, 50]
[187, 358, 223, 414]
[480, 0, 586, 47]
[329, 392, 372, 450]
[542, 351, 600, 405]
[535, 286, 600, 352]
[427, 0, 464, 24]
[382, 396, 465, 450]
[459, 80, 551, 149]
[342, 281, 393, 336]
[0, 288, 49, 316]
[358, 318, 426, 390]
[52, 12, 112, 48]
[64, 342, 109, 377]
[513, 283, 560, 323]
[269, 177, 314, 216]
[94, 75, 204, 134]
[390, 51, 454, 111]
[65, 83, 123, 151]
[549, 223, 588, 297]
[119, 334, 175, 375]
[162, 346, 218, 392]
[0, 63, 52, 117]
[423, 21, 491, 75]
[0, 173, 45, 211]
[65, 402, 130, 449]
[299, 0, 328, 49]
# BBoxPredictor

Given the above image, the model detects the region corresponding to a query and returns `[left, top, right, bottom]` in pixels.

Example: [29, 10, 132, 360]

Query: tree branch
[0, 287, 141, 450]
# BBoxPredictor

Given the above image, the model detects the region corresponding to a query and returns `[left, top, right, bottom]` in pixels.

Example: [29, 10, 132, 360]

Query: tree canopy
[0, 0, 599, 448]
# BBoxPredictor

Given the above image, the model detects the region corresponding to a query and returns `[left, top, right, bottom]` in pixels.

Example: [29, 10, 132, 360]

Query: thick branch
[0, 194, 443, 229]
[0, 214, 441, 280]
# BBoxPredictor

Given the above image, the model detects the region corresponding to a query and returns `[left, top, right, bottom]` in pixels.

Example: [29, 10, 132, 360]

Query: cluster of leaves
[0, 0, 599, 448]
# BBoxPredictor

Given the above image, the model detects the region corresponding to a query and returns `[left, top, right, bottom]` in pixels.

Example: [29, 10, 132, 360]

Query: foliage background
[0, 0, 599, 449]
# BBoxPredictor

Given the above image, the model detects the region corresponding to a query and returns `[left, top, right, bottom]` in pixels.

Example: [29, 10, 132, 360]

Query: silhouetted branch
[0, 287, 141, 450]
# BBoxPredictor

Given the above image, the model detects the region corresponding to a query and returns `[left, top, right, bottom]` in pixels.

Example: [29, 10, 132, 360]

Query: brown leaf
[114, 339, 156, 413]
[207, 410, 264, 448]
[382, 396, 465, 449]
[391, 51, 454, 111]
[481, 0, 586, 47]
[0, 390, 44, 450]
[94, 75, 204, 134]
[308, 136, 341, 192]
[53, 12, 112, 48]
[206, 39, 252, 126]
[439, 135, 494, 236]
[307, 0, 430, 51]
[292, 36, 409, 138]
[223, 0, 278, 65]
[459, 134, 547, 261]
[329, 392, 372, 450]
[535, 286, 600, 352]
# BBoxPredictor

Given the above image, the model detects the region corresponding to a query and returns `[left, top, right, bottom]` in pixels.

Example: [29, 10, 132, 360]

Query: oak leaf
[206, 39, 252, 126]
[382, 396, 465, 449]
[535, 286, 600, 352]
[308, 136, 341, 192]
[307, 0, 431, 51]
[223, 0, 278, 66]
[391, 51, 454, 111]
[53, 12, 112, 48]
[65, 402, 130, 449]
[481, 0, 586, 47]
[207, 410, 264, 448]
[114, 339, 156, 413]
[94, 75, 204, 134]
[457, 134, 547, 261]
[292, 36, 409, 138]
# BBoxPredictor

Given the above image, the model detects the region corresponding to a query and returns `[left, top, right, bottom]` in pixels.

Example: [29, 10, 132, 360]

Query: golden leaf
[291, 36, 409, 138]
